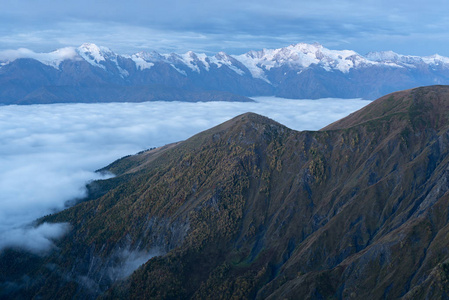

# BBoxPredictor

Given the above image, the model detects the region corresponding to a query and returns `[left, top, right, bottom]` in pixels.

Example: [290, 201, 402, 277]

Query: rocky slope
[3, 86, 449, 299]
[2, 43, 449, 104]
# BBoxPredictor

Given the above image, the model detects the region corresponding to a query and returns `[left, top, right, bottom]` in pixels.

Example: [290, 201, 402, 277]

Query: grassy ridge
[4, 86, 449, 299]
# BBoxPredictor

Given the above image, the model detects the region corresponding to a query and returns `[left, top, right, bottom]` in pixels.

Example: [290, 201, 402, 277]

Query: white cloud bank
[0, 47, 79, 68]
[0, 97, 370, 254]
[0, 223, 70, 255]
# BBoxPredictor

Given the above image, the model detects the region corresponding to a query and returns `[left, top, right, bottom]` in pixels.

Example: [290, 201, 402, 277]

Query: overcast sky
[1, 0, 449, 56]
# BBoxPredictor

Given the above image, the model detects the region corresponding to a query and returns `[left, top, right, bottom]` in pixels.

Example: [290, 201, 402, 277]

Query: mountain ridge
[323, 85, 449, 131]
[3, 86, 449, 299]
[3, 42, 449, 74]
[2, 43, 449, 104]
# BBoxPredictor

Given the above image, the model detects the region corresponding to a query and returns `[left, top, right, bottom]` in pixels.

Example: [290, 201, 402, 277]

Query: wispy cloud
[0, 223, 70, 255]
[0, 97, 369, 254]
[107, 248, 161, 281]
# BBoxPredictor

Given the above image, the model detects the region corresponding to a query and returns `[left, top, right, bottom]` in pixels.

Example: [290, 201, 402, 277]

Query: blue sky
[1, 0, 449, 56]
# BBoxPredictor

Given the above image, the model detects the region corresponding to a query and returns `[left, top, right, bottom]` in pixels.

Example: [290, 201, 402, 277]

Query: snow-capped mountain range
[1, 42, 449, 104]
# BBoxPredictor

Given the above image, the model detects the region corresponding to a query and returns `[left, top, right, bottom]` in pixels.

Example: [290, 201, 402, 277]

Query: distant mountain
[2, 43, 449, 104]
[3, 85, 449, 299]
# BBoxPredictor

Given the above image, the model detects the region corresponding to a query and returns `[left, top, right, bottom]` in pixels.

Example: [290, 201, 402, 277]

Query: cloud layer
[0, 97, 369, 254]
[0, 47, 78, 67]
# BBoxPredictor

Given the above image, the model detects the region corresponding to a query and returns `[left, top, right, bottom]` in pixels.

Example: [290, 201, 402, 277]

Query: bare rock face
[4, 85, 449, 299]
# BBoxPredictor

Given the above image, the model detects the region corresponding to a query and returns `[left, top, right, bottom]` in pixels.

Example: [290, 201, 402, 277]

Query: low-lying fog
[0, 97, 370, 254]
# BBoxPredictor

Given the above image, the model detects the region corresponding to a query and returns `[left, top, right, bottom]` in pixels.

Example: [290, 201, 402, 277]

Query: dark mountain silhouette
[3, 86, 449, 299]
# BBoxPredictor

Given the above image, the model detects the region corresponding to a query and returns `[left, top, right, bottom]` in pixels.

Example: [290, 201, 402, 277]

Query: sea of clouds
[0, 97, 370, 254]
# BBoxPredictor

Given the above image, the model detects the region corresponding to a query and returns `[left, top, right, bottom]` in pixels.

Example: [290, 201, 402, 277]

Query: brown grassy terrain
[3, 86, 449, 299]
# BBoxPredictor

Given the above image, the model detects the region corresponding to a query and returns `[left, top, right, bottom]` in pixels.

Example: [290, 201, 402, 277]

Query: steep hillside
[3, 86, 449, 299]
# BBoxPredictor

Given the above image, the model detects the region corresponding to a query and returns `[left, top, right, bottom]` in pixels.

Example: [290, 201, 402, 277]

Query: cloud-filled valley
[0, 97, 370, 254]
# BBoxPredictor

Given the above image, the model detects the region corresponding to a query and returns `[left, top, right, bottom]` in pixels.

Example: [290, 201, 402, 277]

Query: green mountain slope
[3, 85, 449, 299]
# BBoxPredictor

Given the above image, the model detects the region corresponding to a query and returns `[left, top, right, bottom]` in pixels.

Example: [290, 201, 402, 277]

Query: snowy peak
[215, 51, 232, 60]
[5, 42, 449, 103]
[0, 43, 119, 71]
[3, 42, 449, 88]
[76, 43, 131, 77]
[180, 51, 204, 72]
[234, 42, 374, 76]
[77, 43, 115, 60]
[366, 51, 422, 67]
[128, 51, 159, 70]
[209, 52, 245, 75]
[2, 42, 449, 74]
[366, 51, 449, 68]
[422, 54, 449, 66]
[126, 50, 210, 74]
[366, 50, 401, 62]
[133, 50, 211, 73]
[76, 43, 117, 69]
[232, 42, 372, 81]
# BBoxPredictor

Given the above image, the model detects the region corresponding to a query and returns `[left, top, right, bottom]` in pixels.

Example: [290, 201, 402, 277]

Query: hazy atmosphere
[1, 0, 449, 56]
[0, 97, 369, 253]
